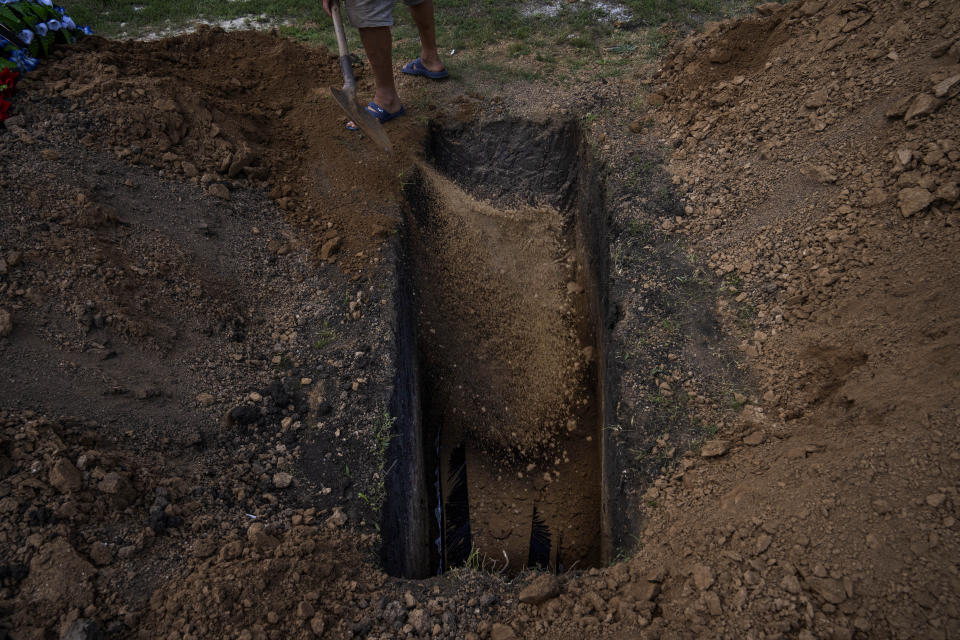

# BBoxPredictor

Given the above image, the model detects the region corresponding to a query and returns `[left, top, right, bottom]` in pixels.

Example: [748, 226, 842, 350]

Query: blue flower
[56, 5, 65, 14]
[62, 16, 75, 30]
[38, 0, 53, 6]
[47, 19, 61, 31]
[19, 29, 33, 44]
[11, 49, 38, 72]
[81, 26, 93, 35]
[34, 22, 48, 37]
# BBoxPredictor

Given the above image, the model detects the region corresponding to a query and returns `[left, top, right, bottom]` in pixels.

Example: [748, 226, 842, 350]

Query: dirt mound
[0, 410, 382, 639]
[141, 519, 381, 640]
[0, 411, 194, 634]
[0, 37, 409, 638]
[32, 27, 418, 271]
[607, 0, 960, 636]
[663, 11, 791, 93]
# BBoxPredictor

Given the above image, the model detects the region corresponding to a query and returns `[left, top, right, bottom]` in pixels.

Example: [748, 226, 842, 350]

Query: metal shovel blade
[331, 86, 392, 153]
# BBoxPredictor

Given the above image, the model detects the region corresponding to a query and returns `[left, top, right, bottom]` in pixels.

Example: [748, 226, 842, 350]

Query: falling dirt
[405, 165, 602, 573]
[408, 165, 592, 458]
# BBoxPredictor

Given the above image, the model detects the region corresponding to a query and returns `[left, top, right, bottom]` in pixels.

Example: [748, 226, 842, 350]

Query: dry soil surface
[1, 1, 960, 639]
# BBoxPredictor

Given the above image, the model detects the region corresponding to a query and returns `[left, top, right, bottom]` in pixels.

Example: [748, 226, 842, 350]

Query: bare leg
[358, 26, 402, 112]
[407, 0, 444, 72]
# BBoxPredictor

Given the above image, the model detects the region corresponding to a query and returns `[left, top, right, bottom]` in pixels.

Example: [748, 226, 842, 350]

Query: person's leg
[343, 0, 403, 113]
[357, 26, 402, 112]
[406, 0, 444, 72]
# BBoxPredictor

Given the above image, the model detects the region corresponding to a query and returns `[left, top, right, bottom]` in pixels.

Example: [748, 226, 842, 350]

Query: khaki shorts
[345, 0, 425, 28]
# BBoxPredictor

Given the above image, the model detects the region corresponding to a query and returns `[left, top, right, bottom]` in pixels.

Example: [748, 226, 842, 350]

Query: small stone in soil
[693, 564, 715, 590]
[898, 187, 934, 217]
[701, 440, 731, 457]
[490, 623, 517, 640]
[208, 183, 231, 200]
[519, 573, 560, 604]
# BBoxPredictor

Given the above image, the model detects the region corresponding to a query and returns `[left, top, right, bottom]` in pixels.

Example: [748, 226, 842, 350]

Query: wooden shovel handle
[329, 1, 356, 93]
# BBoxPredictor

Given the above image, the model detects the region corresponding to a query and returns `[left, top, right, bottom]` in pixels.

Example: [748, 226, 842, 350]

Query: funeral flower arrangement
[0, 0, 92, 120]
[0, 66, 17, 121]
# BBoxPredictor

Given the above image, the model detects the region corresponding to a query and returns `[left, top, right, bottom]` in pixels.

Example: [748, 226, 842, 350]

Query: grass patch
[621, 0, 751, 26]
[453, 55, 542, 83]
[359, 405, 395, 517]
[64, 0, 754, 97]
[278, 23, 335, 48]
[70, 0, 754, 65]
[68, 0, 328, 38]
[313, 321, 337, 350]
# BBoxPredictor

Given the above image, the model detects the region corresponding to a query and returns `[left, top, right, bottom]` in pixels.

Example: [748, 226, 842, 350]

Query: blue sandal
[401, 57, 449, 80]
[346, 102, 406, 131]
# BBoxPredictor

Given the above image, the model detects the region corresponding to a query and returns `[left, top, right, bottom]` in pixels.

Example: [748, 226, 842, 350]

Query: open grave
[383, 120, 618, 577]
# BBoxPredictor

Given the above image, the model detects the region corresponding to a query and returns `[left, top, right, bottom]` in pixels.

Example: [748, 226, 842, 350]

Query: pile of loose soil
[27, 27, 423, 271]
[0, 28, 416, 639]
[594, 0, 960, 637]
[0, 411, 378, 640]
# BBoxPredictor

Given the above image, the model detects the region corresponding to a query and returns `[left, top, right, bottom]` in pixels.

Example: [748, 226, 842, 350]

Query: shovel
[329, 0, 392, 152]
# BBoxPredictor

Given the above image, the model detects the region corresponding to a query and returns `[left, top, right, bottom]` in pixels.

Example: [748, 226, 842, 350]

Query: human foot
[401, 57, 448, 80]
[345, 102, 405, 131]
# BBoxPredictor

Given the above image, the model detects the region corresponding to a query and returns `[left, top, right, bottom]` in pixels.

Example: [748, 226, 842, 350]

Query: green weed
[358, 406, 396, 516]
[534, 51, 556, 64]
[644, 27, 673, 58]
[466, 546, 482, 571]
[314, 322, 336, 350]
[607, 43, 638, 54]
[661, 318, 679, 334]
[279, 24, 335, 48]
